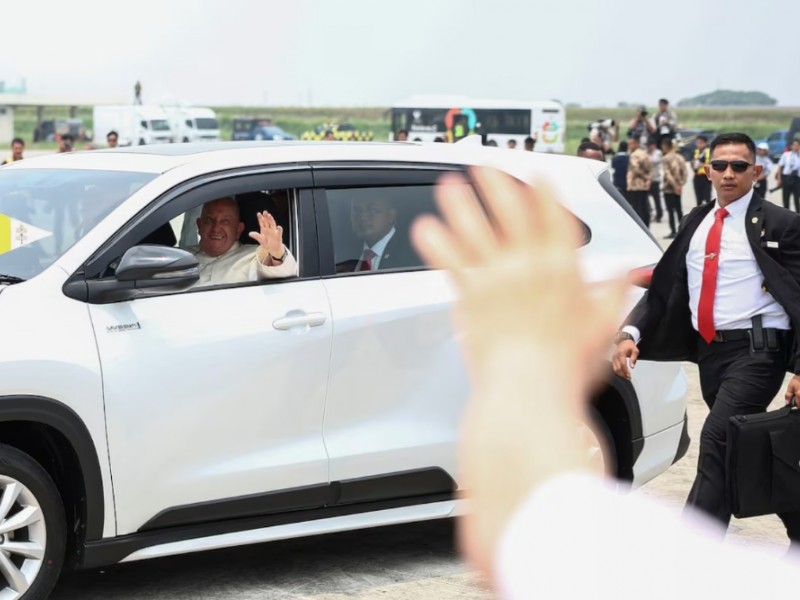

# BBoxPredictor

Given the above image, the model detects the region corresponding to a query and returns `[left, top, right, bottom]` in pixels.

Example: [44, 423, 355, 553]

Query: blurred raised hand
[411, 167, 629, 582]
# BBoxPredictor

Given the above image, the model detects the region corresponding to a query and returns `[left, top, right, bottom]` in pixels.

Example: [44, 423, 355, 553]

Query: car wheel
[254, 132, 265, 141]
[182, 137, 189, 143]
[0, 444, 66, 600]
[579, 408, 617, 476]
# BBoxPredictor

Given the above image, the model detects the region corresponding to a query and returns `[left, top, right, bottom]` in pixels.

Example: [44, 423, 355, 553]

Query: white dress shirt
[649, 148, 663, 183]
[496, 472, 799, 599]
[361, 226, 396, 270]
[756, 154, 773, 180]
[685, 190, 789, 332]
[624, 189, 789, 343]
[188, 241, 297, 287]
[778, 150, 800, 175]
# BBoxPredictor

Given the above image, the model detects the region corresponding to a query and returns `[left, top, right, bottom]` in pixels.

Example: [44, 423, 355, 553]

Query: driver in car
[188, 197, 297, 286]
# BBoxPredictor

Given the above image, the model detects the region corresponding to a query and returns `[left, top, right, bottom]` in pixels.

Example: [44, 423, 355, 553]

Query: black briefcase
[727, 400, 800, 518]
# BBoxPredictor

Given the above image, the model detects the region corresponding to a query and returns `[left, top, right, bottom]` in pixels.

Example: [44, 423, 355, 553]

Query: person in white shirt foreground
[410, 167, 800, 600]
[188, 197, 297, 287]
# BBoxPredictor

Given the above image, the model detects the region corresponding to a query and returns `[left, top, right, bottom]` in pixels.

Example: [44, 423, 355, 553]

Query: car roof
[7, 140, 609, 177]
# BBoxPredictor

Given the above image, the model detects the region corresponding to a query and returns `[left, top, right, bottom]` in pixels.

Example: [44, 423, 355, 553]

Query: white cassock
[187, 241, 297, 287]
[496, 472, 800, 599]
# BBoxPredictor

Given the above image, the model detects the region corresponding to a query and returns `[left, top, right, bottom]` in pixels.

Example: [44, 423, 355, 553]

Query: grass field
[8, 104, 798, 155]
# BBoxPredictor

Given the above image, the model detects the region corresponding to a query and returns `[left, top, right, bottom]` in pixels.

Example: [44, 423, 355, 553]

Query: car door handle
[272, 311, 327, 331]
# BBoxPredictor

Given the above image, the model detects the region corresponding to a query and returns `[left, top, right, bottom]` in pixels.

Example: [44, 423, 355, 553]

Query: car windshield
[195, 118, 218, 130]
[0, 169, 156, 281]
[150, 119, 171, 131]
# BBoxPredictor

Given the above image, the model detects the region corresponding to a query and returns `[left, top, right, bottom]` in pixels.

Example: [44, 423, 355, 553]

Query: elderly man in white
[188, 197, 297, 286]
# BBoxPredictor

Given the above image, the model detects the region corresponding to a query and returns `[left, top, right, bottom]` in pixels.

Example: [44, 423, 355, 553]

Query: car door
[312, 165, 470, 505]
[82, 169, 333, 535]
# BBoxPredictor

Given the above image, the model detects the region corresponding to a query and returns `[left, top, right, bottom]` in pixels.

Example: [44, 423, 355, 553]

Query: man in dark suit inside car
[348, 196, 418, 272]
[612, 132, 800, 543]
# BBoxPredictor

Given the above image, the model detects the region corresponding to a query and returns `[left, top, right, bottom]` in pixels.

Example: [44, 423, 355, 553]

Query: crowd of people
[576, 98, 800, 238]
[0, 129, 120, 165]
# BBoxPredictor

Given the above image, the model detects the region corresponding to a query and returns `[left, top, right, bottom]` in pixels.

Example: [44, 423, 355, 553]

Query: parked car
[301, 121, 373, 141]
[93, 105, 174, 147]
[0, 142, 688, 599]
[755, 129, 789, 162]
[231, 117, 295, 141]
[164, 106, 221, 143]
[33, 119, 87, 143]
[676, 128, 717, 161]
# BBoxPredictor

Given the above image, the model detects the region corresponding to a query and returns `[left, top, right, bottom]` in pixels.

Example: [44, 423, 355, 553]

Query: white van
[93, 105, 174, 147]
[390, 95, 566, 153]
[164, 106, 221, 143]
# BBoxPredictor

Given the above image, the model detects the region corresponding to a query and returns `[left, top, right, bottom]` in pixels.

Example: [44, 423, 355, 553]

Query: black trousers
[687, 336, 800, 540]
[627, 190, 650, 227]
[664, 192, 683, 234]
[649, 181, 663, 221]
[693, 175, 712, 206]
[753, 180, 768, 200]
[781, 174, 800, 212]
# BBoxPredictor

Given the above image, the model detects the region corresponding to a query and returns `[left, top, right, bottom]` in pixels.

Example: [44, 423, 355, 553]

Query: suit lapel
[745, 193, 765, 251]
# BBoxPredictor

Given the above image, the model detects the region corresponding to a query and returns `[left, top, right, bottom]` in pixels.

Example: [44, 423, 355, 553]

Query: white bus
[389, 96, 565, 153]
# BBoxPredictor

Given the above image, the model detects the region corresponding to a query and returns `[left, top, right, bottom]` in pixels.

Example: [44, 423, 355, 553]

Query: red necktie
[698, 207, 730, 343]
[357, 249, 376, 272]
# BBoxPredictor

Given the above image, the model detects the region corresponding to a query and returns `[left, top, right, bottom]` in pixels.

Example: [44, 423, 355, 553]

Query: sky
[1, 0, 798, 108]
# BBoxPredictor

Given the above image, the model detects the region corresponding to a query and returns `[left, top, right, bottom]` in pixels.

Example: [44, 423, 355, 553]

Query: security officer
[777, 138, 800, 212]
[754, 142, 773, 199]
[692, 135, 712, 205]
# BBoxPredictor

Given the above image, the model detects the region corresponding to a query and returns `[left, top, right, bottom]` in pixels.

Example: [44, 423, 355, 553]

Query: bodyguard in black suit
[613, 133, 800, 541]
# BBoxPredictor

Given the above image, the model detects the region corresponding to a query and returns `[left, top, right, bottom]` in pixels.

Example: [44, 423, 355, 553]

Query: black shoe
[664, 232, 677, 239]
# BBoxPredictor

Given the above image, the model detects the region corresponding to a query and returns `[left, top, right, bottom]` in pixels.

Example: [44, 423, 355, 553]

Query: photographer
[654, 98, 677, 143]
[777, 138, 800, 212]
[627, 106, 654, 146]
[588, 119, 618, 155]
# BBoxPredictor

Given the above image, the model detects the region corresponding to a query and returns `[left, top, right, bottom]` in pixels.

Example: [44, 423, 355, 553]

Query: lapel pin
[761, 229, 766, 237]
[751, 217, 759, 224]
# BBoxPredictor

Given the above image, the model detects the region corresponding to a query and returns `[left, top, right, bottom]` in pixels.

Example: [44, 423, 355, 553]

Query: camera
[587, 118, 616, 132]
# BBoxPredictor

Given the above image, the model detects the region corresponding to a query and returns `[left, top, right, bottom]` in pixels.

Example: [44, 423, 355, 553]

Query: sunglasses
[709, 160, 753, 173]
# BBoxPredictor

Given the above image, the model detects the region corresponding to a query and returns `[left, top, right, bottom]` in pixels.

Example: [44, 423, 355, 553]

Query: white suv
[0, 141, 688, 599]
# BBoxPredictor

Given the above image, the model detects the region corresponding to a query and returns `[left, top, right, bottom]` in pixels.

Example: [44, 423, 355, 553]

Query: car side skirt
[81, 468, 455, 569]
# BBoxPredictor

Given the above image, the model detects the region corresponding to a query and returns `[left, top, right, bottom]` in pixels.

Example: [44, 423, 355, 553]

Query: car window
[94, 187, 299, 290]
[174, 189, 295, 253]
[768, 132, 781, 142]
[0, 168, 155, 281]
[323, 185, 444, 274]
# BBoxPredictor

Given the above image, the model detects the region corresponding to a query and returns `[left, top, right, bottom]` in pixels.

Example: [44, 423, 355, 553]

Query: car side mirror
[64, 245, 200, 304]
[115, 245, 199, 283]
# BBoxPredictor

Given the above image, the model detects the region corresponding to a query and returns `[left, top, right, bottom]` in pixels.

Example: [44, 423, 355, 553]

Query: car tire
[138, 139, 146, 146]
[0, 443, 66, 600]
[182, 137, 189, 143]
[580, 408, 617, 476]
[254, 132, 265, 141]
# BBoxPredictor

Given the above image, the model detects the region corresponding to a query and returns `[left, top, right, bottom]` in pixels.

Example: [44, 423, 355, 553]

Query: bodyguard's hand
[612, 340, 639, 380]
[249, 211, 284, 260]
[784, 375, 800, 405]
